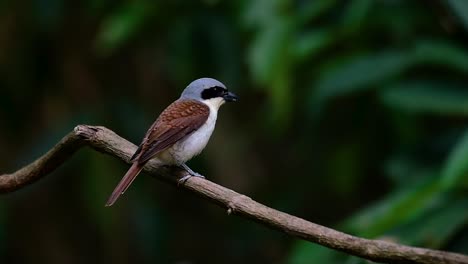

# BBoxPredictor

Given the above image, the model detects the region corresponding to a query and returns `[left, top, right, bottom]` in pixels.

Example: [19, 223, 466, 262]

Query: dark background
[1, 1, 468, 263]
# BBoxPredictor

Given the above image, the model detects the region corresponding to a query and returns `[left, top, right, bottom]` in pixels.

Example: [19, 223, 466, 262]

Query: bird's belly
[170, 117, 216, 164]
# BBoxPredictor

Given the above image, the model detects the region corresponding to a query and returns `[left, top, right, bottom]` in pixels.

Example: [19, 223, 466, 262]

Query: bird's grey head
[180, 77, 238, 103]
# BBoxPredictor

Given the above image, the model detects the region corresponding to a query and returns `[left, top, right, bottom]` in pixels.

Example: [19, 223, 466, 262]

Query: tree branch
[1, 125, 467, 264]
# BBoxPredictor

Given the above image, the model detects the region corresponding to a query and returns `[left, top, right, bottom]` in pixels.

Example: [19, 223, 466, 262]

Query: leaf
[292, 29, 335, 63]
[412, 40, 468, 73]
[95, 1, 154, 56]
[384, 154, 435, 185]
[390, 196, 468, 248]
[313, 51, 411, 102]
[341, 0, 373, 34]
[242, 0, 286, 29]
[248, 17, 293, 85]
[296, 0, 338, 26]
[343, 175, 443, 237]
[442, 128, 468, 189]
[380, 81, 468, 115]
[446, 0, 468, 32]
[289, 177, 461, 263]
[310, 40, 468, 111]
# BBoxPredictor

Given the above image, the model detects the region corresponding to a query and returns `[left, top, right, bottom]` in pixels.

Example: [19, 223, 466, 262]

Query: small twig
[1, 125, 467, 264]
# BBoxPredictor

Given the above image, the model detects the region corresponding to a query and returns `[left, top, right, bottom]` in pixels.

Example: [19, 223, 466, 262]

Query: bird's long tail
[105, 162, 144, 207]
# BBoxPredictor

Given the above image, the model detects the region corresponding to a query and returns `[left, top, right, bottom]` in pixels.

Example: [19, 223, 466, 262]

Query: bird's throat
[202, 97, 225, 110]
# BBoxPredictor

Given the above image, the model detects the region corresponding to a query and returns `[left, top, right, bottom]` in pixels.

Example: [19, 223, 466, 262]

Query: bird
[105, 77, 238, 206]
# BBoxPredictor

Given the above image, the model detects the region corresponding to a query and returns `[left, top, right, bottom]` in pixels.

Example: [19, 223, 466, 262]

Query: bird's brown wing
[106, 99, 209, 206]
[133, 99, 210, 164]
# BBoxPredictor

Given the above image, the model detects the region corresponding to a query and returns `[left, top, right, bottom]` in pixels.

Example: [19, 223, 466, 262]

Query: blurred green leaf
[343, 175, 443, 237]
[380, 81, 468, 115]
[289, 174, 456, 263]
[248, 12, 295, 125]
[341, 0, 373, 34]
[446, 0, 468, 31]
[248, 18, 293, 85]
[442, 128, 468, 190]
[95, 1, 154, 56]
[292, 29, 335, 62]
[311, 40, 468, 111]
[242, 0, 286, 29]
[313, 51, 411, 102]
[390, 196, 468, 248]
[296, 0, 337, 25]
[412, 40, 468, 73]
[385, 155, 433, 185]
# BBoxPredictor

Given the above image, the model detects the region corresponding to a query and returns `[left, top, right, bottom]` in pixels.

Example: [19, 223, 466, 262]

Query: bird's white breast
[169, 100, 220, 164]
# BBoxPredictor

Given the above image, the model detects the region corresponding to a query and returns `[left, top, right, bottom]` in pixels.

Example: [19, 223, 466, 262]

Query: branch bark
[1, 125, 467, 264]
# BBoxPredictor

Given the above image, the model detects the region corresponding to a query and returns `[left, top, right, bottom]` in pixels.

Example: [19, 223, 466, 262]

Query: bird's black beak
[223, 91, 239, 102]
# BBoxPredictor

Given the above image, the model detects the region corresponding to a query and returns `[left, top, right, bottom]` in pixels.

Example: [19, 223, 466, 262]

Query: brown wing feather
[105, 99, 209, 206]
[135, 99, 209, 164]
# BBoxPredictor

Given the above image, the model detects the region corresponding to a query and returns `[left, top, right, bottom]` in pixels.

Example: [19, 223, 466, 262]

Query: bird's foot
[178, 164, 205, 185]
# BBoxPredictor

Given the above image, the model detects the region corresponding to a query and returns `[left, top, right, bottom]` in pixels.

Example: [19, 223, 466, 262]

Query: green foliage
[95, 1, 154, 56]
[380, 81, 468, 115]
[343, 175, 443, 237]
[391, 196, 468, 248]
[1, 0, 468, 263]
[296, 0, 337, 25]
[412, 40, 468, 72]
[292, 29, 335, 62]
[314, 51, 410, 102]
[285, 0, 468, 262]
[340, 0, 373, 36]
[312, 40, 468, 112]
[442, 129, 468, 190]
[245, 0, 295, 125]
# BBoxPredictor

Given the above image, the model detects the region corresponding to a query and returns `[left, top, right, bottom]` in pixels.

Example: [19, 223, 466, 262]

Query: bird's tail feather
[105, 162, 144, 207]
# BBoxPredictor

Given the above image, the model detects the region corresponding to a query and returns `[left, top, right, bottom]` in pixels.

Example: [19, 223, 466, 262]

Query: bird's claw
[177, 164, 205, 185]
[177, 173, 205, 186]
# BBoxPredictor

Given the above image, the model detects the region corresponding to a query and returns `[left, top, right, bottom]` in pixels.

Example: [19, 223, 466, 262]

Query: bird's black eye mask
[201, 86, 227, 100]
